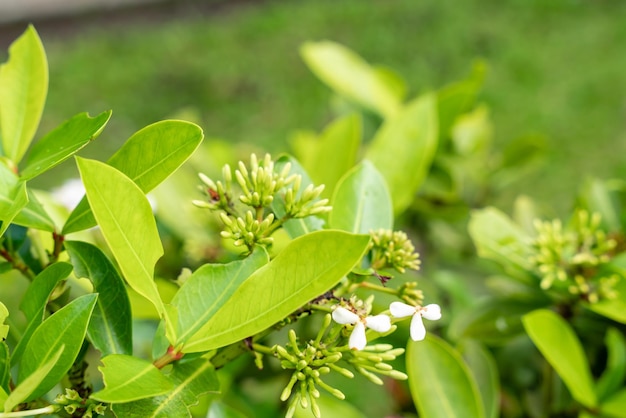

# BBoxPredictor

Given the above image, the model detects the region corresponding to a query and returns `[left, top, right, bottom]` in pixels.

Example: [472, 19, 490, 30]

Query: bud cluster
[193, 153, 332, 250]
[368, 229, 421, 274]
[529, 210, 619, 302]
[54, 388, 106, 417]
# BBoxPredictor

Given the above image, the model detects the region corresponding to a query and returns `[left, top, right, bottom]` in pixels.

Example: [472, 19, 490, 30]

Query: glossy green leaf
[4, 345, 63, 412]
[0, 182, 27, 237]
[183, 230, 370, 352]
[76, 157, 172, 339]
[273, 155, 325, 238]
[522, 309, 597, 407]
[18, 294, 97, 401]
[91, 354, 174, 403]
[12, 262, 73, 364]
[601, 389, 626, 418]
[301, 41, 402, 118]
[0, 163, 54, 231]
[63, 120, 203, 233]
[0, 25, 48, 163]
[20, 110, 111, 180]
[66, 240, 133, 356]
[111, 358, 219, 417]
[597, 328, 626, 401]
[459, 340, 499, 418]
[173, 249, 269, 346]
[329, 160, 392, 233]
[365, 93, 438, 215]
[303, 114, 361, 198]
[468, 207, 534, 281]
[448, 297, 550, 345]
[407, 334, 485, 418]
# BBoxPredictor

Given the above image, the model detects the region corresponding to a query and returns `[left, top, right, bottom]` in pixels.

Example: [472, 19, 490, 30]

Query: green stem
[0, 405, 57, 417]
[0, 248, 34, 280]
[359, 281, 398, 296]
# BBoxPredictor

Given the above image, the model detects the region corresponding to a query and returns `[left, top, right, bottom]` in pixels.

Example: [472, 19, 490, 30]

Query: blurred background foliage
[1, 0, 626, 216]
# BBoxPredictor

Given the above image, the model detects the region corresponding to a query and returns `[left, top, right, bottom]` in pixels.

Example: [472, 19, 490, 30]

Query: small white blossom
[332, 306, 391, 350]
[390, 302, 441, 341]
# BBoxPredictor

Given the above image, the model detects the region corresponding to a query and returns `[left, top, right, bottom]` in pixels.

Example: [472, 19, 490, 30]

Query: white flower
[390, 302, 441, 341]
[332, 306, 392, 350]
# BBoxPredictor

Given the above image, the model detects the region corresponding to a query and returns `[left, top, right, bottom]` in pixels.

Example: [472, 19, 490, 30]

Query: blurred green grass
[13, 0, 626, 213]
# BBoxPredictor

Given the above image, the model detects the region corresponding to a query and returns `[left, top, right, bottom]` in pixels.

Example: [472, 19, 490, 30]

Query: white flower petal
[365, 315, 392, 333]
[349, 321, 367, 350]
[332, 307, 359, 325]
[421, 304, 442, 321]
[390, 301, 417, 318]
[410, 313, 427, 341]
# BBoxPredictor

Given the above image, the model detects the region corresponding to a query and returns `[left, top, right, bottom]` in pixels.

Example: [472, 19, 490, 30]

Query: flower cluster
[368, 229, 421, 274]
[54, 388, 106, 417]
[193, 153, 332, 250]
[529, 210, 619, 302]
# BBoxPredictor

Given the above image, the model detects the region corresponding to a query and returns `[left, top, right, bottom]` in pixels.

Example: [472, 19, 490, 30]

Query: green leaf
[329, 160, 393, 233]
[302, 114, 361, 199]
[173, 249, 269, 346]
[448, 297, 550, 345]
[0, 182, 27, 237]
[459, 340, 499, 418]
[406, 335, 485, 418]
[601, 389, 626, 418]
[0, 25, 48, 163]
[365, 93, 438, 215]
[0, 302, 8, 341]
[0, 342, 9, 393]
[91, 354, 174, 403]
[597, 328, 626, 401]
[0, 163, 54, 231]
[76, 157, 172, 339]
[20, 110, 111, 180]
[207, 401, 248, 418]
[522, 309, 597, 407]
[273, 155, 325, 238]
[63, 120, 203, 233]
[577, 179, 622, 232]
[18, 294, 97, 401]
[437, 61, 486, 140]
[587, 274, 626, 324]
[300, 41, 402, 118]
[183, 230, 370, 352]
[293, 393, 366, 418]
[111, 358, 219, 417]
[12, 262, 73, 365]
[66, 240, 133, 356]
[4, 345, 63, 412]
[468, 207, 534, 281]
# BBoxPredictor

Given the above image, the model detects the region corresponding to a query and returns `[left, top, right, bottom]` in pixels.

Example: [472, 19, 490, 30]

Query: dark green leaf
[183, 230, 370, 352]
[91, 354, 173, 403]
[66, 240, 133, 356]
[20, 111, 111, 180]
[0, 25, 48, 164]
[406, 335, 485, 418]
[365, 93, 438, 215]
[11, 262, 73, 365]
[522, 309, 597, 407]
[18, 294, 97, 401]
[0, 182, 27, 237]
[111, 358, 219, 417]
[63, 120, 203, 233]
[173, 249, 269, 346]
[329, 160, 393, 233]
[0, 342, 9, 393]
